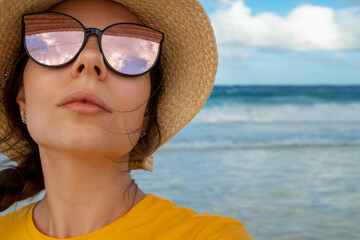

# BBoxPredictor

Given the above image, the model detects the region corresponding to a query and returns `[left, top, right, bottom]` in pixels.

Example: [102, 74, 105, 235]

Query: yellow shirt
[0, 193, 253, 240]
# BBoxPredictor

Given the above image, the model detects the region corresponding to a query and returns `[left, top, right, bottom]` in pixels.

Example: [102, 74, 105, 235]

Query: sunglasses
[22, 12, 164, 77]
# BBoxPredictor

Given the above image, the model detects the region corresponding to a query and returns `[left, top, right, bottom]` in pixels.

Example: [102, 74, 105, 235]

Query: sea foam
[192, 102, 360, 124]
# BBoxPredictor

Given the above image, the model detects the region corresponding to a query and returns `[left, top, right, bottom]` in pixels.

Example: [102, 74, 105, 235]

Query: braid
[0, 152, 44, 212]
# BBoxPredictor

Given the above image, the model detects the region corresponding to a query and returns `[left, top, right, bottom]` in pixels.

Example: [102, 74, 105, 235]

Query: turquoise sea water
[1, 85, 360, 239]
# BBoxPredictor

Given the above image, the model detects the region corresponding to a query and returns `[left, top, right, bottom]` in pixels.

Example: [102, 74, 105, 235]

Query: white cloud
[218, 45, 250, 59]
[211, 1, 360, 51]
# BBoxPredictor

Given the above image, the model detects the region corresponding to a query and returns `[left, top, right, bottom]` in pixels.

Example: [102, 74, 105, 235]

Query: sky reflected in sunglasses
[26, 31, 160, 75]
[26, 31, 84, 66]
[102, 35, 160, 75]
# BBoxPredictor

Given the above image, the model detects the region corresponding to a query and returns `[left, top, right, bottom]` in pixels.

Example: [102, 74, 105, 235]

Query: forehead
[50, 0, 143, 29]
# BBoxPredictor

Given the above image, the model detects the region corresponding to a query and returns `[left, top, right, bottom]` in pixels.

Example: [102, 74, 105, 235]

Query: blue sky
[198, 0, 360, 85]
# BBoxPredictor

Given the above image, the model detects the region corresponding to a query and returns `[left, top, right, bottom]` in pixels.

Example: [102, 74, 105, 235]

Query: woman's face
[16, 0, 151, 160]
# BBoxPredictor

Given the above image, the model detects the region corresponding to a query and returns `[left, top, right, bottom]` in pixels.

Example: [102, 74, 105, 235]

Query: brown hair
[0, 52, 162, 212]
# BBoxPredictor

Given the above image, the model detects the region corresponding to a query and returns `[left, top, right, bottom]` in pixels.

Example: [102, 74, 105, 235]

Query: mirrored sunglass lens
[24, 13, 84, 66]
[102, 24, 162, 75]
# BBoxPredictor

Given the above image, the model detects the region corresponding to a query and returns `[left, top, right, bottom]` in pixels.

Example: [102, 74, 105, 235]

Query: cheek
[108, 74, 151, 139]
[111, 74, 152, 112]
[22, 61, 62, 142]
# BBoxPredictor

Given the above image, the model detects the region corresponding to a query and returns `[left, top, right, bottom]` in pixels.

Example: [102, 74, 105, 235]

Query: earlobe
[16, 84, 26, 111]
[141, 114, 151, 136]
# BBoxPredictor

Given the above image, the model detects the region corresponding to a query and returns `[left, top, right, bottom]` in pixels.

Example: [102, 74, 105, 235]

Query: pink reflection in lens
[25, 31, 84, 66]
[102, 35, 160, 75]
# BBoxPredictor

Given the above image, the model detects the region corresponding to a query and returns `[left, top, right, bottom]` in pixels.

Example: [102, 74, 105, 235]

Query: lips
[58, 90, 111, 113]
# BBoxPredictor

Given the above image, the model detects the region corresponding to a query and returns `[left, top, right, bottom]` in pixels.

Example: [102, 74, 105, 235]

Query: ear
[16, 84, 26, 112]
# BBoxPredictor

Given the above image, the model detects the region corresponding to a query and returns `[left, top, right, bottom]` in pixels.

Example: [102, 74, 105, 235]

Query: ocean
[1, 85, 360, 239]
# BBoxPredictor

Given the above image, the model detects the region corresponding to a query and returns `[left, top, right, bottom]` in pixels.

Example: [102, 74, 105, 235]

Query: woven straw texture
[0, 0, 218, 171]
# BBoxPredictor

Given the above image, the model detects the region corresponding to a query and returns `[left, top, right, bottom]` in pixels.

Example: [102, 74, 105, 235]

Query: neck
[33, 146, 146, 238]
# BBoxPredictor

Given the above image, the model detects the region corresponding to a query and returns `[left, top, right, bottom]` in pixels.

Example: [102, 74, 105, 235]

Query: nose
[71, 35, 107, 81]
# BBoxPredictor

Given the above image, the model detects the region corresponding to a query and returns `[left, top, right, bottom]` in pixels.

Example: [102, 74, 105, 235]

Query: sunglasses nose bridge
[86, 28, 102, 36]
[85, 28, 102, 45]
[83, 28, 104, 57]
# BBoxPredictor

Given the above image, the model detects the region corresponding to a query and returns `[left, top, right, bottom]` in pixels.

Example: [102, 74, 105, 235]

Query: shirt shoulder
[0, 202, 36, 239]
[198, 215, 254, 240]
[144, 194, 253, 240]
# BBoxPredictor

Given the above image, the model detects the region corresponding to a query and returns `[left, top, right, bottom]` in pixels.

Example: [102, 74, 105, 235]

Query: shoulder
[147, 194, 253, 240]
[0, 201, 36, 234]
[197, 214, 254, 240]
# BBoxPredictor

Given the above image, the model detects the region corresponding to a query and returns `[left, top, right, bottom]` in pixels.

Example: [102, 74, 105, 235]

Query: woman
[0, 0, 253, 239]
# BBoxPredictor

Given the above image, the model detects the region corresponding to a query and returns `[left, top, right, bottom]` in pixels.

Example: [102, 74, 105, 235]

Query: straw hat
[0, 0, 218, 171]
